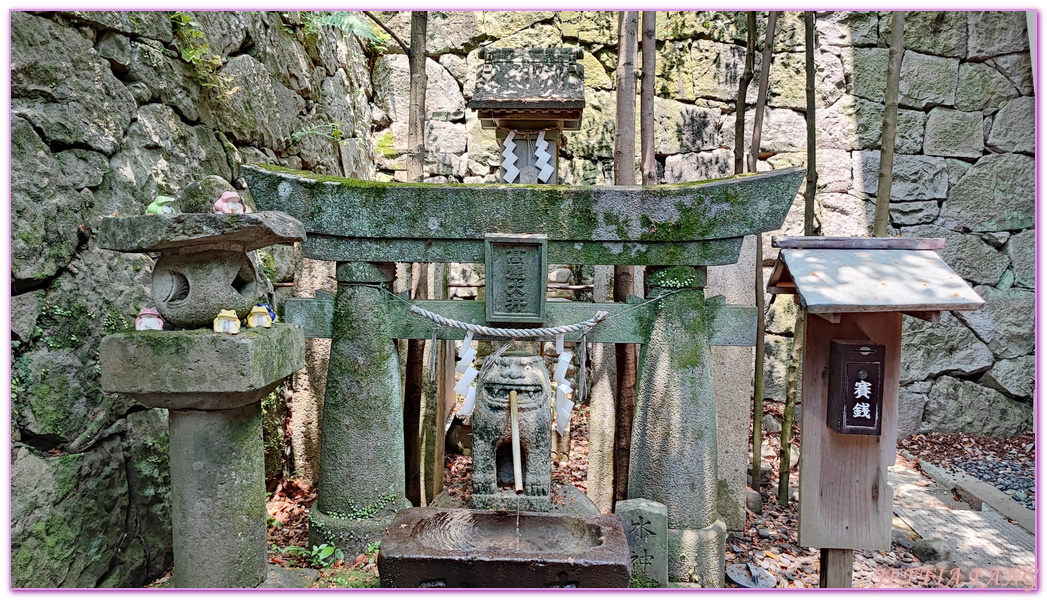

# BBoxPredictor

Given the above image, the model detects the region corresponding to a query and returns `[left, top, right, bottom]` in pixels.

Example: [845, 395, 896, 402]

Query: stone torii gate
[245, 164, 803, 586]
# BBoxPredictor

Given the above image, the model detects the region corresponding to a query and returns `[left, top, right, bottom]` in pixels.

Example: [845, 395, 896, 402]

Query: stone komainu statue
[471, 352, 552, 509]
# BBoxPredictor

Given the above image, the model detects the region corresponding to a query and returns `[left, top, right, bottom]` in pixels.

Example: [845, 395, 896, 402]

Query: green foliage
[302, 11, 389, 54]
[260, 386, 287, 486]
[629, 570, 661, 588]
[701, 12, 736, 40]
[291, 121, 350, 146]
[257, 249, 277, 282]
[273, 543, 344, 569]
[649, 266, 697, 289]
[365, 540, 381, 556]
[29, 301, 94, 351]
[171, 12, 240, 100]
[375, 131, 399, 158]
[103, 311, 131, 336]
[322, 492, 399, 520]
[310, 544, 344, 568]
[11, 351, 31, 404]
[321, 570, 380, 588]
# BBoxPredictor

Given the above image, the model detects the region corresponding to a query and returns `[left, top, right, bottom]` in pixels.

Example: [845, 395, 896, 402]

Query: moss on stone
[261, 386, 287, 489]
[630, 570, 661, 588]
[375, 131, 398, 158]
[132, 330, 194, 357]
[640, 201, 716, 241]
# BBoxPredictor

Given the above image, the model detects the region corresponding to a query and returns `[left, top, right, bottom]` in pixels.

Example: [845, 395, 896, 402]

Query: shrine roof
[467, 47, 585, 113]
[767, 238, 984, 316]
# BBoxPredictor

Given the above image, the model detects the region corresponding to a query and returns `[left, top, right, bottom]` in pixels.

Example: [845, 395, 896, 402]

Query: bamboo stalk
[735, 11, 757, 175]
[510, 390, 524, 494]
[752, 237, 765, 492]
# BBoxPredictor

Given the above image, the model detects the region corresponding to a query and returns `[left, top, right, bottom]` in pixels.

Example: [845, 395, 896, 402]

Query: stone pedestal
[169, 404, 266, 588]
[309, 262, 410, 556]
[628, 267, 727, 588]
[101, 325, 304, 588]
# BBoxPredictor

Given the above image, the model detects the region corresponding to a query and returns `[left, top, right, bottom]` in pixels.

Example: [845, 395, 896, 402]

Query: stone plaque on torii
[243, 45, 805, 587]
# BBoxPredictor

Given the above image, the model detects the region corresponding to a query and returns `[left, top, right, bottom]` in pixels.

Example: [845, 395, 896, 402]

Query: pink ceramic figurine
[212, 191, 245, 214]
[135, 307, 164, 331]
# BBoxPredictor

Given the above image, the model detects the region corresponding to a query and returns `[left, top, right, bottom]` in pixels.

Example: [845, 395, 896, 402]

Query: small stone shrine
[97, 207, 306, 588]
[469, 47, 584, 184]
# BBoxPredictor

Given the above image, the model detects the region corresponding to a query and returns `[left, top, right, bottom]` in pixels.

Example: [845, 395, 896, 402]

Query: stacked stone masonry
[10, 10, 1034, 588]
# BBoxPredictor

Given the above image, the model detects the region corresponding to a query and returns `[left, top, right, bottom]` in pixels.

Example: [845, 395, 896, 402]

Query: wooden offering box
[766, 237, 984, 588]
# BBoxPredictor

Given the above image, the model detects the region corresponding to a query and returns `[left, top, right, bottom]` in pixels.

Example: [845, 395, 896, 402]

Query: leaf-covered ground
[147, 396, 1029, 589]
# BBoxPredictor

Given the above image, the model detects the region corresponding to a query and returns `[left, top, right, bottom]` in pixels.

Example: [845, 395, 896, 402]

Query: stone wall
[10, 10, 373, 587]
[10, 9, 1034, 587]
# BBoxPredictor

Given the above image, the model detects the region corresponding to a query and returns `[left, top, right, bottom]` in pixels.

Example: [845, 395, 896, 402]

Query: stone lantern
[97, 210, 307, 588]
[468, 47, 585, 185]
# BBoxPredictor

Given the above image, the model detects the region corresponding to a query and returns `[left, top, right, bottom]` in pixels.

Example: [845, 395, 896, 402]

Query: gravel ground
[898, 431, 1035, 510]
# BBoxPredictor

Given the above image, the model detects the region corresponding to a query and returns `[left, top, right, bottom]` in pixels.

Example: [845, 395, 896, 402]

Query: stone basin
[378, 507, 631, 588]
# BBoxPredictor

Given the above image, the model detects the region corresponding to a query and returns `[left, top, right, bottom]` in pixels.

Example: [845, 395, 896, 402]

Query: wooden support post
[819, 549, 854, 588]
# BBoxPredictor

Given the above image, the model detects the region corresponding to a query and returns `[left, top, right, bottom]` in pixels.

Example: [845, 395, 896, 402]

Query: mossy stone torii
[245, 164, 804, 586]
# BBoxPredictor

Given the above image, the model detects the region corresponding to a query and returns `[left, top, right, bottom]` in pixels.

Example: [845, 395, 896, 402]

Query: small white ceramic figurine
[135, 307, 164, 331]
[213, 309, 241, 334]
[246, 305, 273, 329]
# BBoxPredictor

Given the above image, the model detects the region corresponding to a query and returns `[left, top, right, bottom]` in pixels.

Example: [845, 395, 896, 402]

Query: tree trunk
[748, 11, 777, 174]
[873, 11, 904, 236]
[803, 11, 818, 237]
[404, 264, 426, 506]
[614, 11, 639, 184]
[403, 11, 428, 506]
[749, 11, 777, 490]
[640, 12, 657, 186]
[742, 10, 763, 494]
[776, 11, 819, 507]
[612, 11, 639, 504]
[752, 231, 766, 493]
[406, 11, 427, 183]
[778, 312, 804, 505]
[735, 12, 757, 175]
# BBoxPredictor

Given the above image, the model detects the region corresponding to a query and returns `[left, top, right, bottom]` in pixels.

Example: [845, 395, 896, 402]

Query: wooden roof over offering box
[767, 237, 984, 323]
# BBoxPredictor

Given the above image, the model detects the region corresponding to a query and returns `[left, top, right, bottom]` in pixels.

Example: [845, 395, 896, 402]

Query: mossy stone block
[100, 324, 304, 409]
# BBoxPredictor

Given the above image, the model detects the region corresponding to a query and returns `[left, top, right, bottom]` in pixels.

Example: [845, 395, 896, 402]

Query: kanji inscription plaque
[484, 233, 547, 324]
[826, 340, 885, 435]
